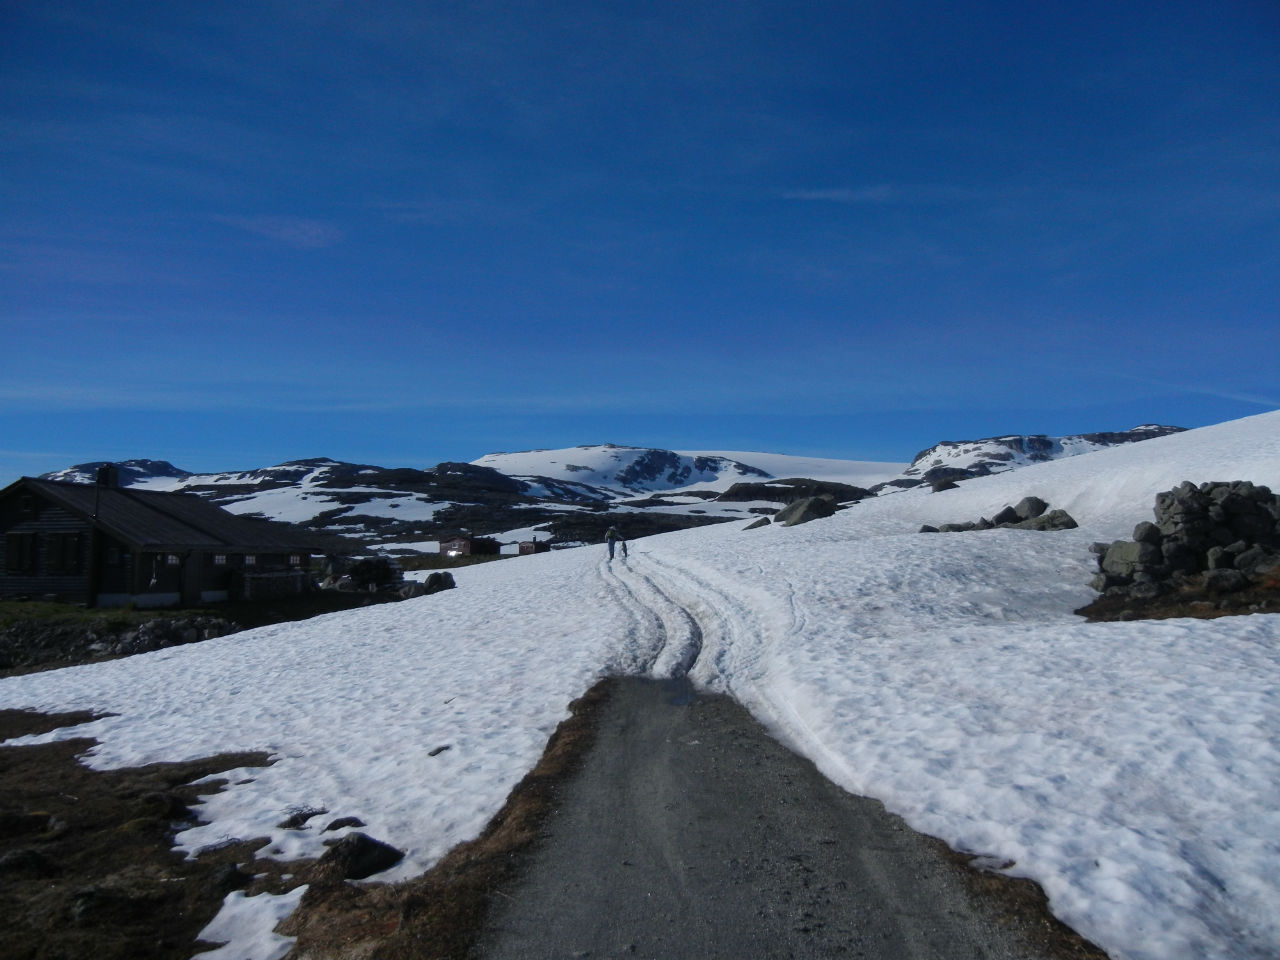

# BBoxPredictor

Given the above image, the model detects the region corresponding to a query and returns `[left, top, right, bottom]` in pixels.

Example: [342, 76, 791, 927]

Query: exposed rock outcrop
[772, 496, 837, 527]
[1089, 481, 1280, 605]
[875, 425, 1185, 493]
[920, 497, 1077, 534]
[717, 479, 870, 505]
[0, 615, 241, 672]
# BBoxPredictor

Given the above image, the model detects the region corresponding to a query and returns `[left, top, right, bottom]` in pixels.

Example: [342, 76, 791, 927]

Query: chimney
[95, 464, 120, 488]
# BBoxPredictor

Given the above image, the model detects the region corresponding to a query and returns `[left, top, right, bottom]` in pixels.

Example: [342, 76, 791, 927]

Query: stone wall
[1091, 481, 1280, 602]
[0, 615, 240, 673]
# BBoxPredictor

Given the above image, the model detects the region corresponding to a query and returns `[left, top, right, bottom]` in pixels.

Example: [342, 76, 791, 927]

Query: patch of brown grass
[280, 677, 614, 960]
[0, 708, 274, 960]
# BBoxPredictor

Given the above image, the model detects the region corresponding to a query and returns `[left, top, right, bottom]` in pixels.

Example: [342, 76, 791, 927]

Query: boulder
[1014, 496, 1049, 520]
[1012, 509, 1077, 531]
[425, 571, 456, 594]
[318, 832, 404, 880]
[773, 496, 836, 527]
[1101, 541, 1161, 578]
[991, 505, 1020, 526]
[1132, 521, 1162, 545]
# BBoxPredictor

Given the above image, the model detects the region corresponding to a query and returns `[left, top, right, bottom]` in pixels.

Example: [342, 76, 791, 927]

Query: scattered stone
[319, 832, 404, 880]
[743, 517, 771, 530]
[278, 807, 328, 830]
[923, 502, 1076, 534]
[324, 816, 366, 832]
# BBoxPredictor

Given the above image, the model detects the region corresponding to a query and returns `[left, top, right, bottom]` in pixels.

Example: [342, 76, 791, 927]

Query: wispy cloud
[782, 185, 896, 204]
[213, 215, 344, 249]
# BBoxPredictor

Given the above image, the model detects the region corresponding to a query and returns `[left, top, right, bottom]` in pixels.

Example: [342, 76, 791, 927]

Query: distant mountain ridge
[39, 430, 1182, 552]
[889, 425, 1186, 489]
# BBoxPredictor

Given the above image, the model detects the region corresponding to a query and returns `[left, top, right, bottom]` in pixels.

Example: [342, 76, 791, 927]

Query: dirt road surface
[474, 676, 1102, 960]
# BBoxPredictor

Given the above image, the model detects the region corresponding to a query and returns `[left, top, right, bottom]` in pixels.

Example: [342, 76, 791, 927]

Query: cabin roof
[6, 477, 320, 553]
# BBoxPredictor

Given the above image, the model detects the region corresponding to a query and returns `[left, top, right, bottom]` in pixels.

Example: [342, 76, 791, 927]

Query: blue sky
[3, 1, 1277, 482]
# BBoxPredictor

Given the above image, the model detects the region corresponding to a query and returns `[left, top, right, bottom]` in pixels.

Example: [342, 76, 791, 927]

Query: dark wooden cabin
[518, 538, 552, 555]
[439, 535, 501, 557]
[0, 472, 321, 608]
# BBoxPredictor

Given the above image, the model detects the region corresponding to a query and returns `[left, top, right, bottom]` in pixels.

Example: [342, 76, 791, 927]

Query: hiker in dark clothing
[605, 525, 628, 560]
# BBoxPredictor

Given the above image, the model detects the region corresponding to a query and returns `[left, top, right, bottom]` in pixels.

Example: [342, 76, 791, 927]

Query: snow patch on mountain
[473, 444, 904, 494]
[896, 425, 1186, 487]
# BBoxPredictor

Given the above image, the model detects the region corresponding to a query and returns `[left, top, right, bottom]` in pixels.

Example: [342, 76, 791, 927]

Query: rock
[991, 505, 1020, 526]
[1014, 496, 1049, 520]
[772, 496, 836, 527]
[319, 832, 404, 880]
[1101, 541, 1161, 577]
[324, 816, 366, 832]
[1205, 546, 1233, 570]
[399, 583, 427, 599]
[744, 517, 771, 530]
[1203, 569, 1248, 593]
[424, 571, 456, 594]
[919, 524, 940, 534]
[1012, 509, 1077, 531]
[278, 807, 327, 829]
[1087, 481, 1280, 614]
[1234, 545, 1278, 574]
[1132, 521, 1162, 544]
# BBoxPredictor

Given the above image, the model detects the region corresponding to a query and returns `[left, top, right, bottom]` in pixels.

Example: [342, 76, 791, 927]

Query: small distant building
[0, 470, 321, 608]
[519, 538, 552, 555]
[440, 535, 501, 557]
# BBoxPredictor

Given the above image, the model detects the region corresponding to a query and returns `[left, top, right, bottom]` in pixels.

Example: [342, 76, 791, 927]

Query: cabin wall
[0, 496, 92, 601]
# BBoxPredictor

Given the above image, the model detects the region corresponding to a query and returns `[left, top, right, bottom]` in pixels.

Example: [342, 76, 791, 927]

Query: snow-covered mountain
[475, 443, 906, 493]
[9, 410, 1280, 960]
[39, 447, 907, 553]
[472, 444, 773, 494]
[891, 424, 1185, 488]
[36, 429, 1181, 555]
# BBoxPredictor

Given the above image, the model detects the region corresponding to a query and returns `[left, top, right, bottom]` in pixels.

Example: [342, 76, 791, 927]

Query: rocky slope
[883, 425, 1185, 490]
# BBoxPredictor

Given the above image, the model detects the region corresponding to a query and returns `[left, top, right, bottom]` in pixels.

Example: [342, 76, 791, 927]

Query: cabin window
[213, 554, 227, 565]
[244, 554, 257, 566]
[289, 554, 301, 566]
[46, 533, 82, 574]
[5, 532, 38, 574]
[166, 554, 181, 566]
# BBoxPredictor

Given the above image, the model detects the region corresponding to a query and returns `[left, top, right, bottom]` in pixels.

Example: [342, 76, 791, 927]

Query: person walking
[605, 525, 628, 560]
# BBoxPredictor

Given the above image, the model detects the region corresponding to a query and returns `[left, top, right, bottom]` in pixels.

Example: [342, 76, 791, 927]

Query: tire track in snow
[591, 557, 666, 676]
[604, 557, 703, 679]
[625, 551, 791, 693]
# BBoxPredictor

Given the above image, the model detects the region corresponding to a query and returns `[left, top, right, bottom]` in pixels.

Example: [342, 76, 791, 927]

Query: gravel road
[475, 676, 1090, 960]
